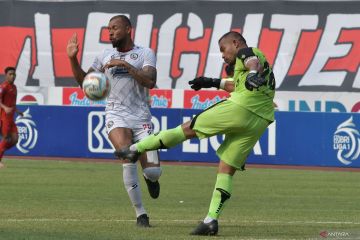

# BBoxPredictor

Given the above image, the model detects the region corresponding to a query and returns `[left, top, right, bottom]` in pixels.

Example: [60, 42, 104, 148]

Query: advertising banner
[6, 105, 360, 168]
[0, 1, 359, 96]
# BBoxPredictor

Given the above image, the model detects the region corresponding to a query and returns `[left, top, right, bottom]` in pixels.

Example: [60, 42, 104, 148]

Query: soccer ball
[82, 72, 110, 101]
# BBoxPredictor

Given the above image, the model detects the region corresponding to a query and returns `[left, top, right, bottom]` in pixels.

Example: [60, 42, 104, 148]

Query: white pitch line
[0, 219, 359, 225]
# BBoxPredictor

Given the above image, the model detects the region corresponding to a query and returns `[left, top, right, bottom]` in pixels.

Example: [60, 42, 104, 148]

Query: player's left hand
[66, 33, 79, 59]
[103, 59, 129, 70]
[245, 72, 267, 91]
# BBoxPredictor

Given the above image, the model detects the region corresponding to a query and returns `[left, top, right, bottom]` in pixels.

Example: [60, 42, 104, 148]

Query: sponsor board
[150, 89, 172, 108]
[0, 1, 359, 93]
[333, 117, 360, 165]
[183, 90, 229, 109]
[15, 108, 38, 153]
[17, 93, 44, 105]
[5, 106, 360, 168]
[63, 87, 106, 106]
[48, 87, 360, 114]
[275, 91, 360, 113]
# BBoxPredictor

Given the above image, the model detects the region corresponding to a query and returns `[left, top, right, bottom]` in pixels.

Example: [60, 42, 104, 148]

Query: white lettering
[88, 111, 113, 153]
[152, 116, 168, 152]
[134, 14, 153, 47]
[204, 14, 232, 78]
[32, 13, 55, 87]
[242, 14, 264, 47]
[268, 121, 276, 155]
[253, 141, 262, 155]
[353, 66, 360, 89]
[271, 14, 318, 88]
[182, 116, 198, 152]
[175, 13, 203, 89]
[157, 13, 182, 88]
[254, 122, 276, 155]
[300, 14, 360, 86]
[82, 13, 127, 71]
[15, 37, 32, 91]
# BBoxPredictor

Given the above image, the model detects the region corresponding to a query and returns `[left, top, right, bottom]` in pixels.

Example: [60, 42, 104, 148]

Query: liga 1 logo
[15, 108, 38, 153]
[333, 116, 360, 165]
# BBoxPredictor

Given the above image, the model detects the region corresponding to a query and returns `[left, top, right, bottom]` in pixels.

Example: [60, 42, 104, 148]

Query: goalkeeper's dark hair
[110, 15, 132, 28]
[218, 31, 246, 45]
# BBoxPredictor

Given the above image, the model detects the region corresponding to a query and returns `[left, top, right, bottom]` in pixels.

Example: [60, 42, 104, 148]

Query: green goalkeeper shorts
[190, 100, 270, 169]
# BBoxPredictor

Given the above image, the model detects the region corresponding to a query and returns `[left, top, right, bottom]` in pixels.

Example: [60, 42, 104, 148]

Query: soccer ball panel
[82, 72, 110, 101]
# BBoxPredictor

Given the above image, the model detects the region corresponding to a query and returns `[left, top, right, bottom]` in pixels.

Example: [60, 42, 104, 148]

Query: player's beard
[112, 38, 125, 49]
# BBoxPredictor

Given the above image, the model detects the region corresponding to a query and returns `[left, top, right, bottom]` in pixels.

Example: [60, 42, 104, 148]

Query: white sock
[203, 216, 215, 223]
[123, 163, 146, 217]
[143, 167, 162, 182]
[129, 144, 138, 152]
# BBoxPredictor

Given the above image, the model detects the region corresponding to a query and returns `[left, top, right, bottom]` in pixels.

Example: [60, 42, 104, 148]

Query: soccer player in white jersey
[66, 15, 161, 227]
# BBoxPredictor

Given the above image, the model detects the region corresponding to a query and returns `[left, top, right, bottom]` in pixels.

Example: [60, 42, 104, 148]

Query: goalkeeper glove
[245, 71, 267, 91]
[188, 77, 221, 91]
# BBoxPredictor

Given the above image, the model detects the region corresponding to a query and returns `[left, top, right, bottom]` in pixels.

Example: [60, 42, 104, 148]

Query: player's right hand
[188, 77, 221, 91]
[3, 106, 13, 114]
[66, 33, 79, 59]
[188, 77, 203, 91]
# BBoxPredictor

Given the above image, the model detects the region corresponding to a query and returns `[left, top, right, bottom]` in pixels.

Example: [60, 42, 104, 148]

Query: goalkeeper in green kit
[115, 31, 276, 235]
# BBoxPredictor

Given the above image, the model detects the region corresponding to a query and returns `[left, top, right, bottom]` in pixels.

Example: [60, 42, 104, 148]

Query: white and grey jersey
[91, 46, 156, 121]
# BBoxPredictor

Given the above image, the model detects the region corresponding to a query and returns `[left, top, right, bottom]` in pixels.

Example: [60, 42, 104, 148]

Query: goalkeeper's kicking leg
[114, 100, 269, 235]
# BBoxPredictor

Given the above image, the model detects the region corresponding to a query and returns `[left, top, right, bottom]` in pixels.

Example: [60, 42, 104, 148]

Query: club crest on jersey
[130, 53, 138, 60]
[107, 120, 114, 129]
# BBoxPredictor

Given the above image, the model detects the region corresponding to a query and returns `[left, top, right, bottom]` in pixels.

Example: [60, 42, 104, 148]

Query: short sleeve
[143, 48, 156, 68]
[237, 47, 256, 62]
[91, 54, 103, 71]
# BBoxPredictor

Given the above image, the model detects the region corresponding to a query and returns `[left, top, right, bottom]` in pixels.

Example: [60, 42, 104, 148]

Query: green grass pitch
[0, 159, 359, 240]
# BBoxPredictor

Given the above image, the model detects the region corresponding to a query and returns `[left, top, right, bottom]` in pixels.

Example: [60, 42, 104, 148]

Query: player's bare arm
[67, 33, 87, 86]
[244, 56, 267, 89]
[223, 80, 235, 92]
[0, 102, 12, 114]
[103, 59, 156, 89]
[244, 56, 263, 73]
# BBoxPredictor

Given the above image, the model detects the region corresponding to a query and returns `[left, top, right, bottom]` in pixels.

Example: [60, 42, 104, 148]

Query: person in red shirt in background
[0, 67, 23, 169]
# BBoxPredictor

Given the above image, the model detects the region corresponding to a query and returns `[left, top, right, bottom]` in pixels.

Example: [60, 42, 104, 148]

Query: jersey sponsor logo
[15, 108, 38, 154]
[111, 67, 129, 75]
[333, 116, 360, 165]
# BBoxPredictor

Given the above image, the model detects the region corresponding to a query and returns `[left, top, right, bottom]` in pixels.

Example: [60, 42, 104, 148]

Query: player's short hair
[219, 31, 246, 45]
[4, 66, 15, 74]
[109, 15, 132, 28]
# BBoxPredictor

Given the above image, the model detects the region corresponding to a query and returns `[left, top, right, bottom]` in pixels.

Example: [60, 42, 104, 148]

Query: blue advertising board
[6, 106, 360, 168]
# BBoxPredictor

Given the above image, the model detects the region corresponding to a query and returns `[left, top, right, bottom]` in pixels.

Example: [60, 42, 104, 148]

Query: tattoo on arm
[128, 65, 157, 89]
